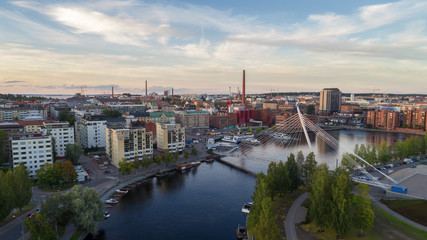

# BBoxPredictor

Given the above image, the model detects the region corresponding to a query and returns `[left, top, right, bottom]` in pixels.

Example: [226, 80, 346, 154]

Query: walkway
[285, 192, 308, 240]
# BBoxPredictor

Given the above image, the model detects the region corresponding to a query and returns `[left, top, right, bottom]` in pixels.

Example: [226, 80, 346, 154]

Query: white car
[241, 202, 253, 215]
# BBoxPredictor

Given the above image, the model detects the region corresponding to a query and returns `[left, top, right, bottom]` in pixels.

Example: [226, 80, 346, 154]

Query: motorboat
[272, 132, 292, 141]
[105, 199, 119, 204]
[104, 211, 110, 219]
[191, 161, 201, 167]
[115, 189, 128, 194]
[236, 224, 248, 240]
[241, 202, 253, 215]
[176, 164, 191, 171]
[242, 138, 260, 145]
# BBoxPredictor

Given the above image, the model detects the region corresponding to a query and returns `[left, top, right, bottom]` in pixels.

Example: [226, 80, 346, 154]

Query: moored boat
[105, 199, 119, 204]
[236, 224, 248, 240]
[191, 161, 201, 167]
[115, 189, 128, 194]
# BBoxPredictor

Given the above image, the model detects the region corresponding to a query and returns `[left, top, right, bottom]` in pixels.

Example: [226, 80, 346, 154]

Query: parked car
[26, 213, 35, 219]
[410, 165, 417, 168]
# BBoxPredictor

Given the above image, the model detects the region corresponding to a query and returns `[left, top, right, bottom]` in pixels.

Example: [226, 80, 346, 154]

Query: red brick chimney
[242, 70, 245, 104]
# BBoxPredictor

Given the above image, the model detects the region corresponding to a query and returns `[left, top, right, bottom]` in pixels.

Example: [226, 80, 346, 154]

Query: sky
[1, 0, 427, 95]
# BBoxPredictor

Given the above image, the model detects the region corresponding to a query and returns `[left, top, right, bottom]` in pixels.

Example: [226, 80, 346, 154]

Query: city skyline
[1, 0, 427, 95]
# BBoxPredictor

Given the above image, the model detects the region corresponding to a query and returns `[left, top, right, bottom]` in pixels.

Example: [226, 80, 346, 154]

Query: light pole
[12, 215, 24, 240]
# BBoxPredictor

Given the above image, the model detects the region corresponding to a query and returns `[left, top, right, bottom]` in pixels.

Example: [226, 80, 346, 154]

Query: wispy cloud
[4, 80, 25, 83]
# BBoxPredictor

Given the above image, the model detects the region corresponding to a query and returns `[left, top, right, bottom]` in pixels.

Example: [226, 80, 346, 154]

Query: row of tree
[342, 135, 427, 169]
[247, 151, 317, 240]
[0, 164, 32, 222]
[308, 164, 374, 237]
[118, 148, 198, 176]
[36, 161, 77, 188]
[25, 185, 104, 239]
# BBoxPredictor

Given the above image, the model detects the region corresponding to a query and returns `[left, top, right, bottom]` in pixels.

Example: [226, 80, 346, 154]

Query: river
[91, 129, 414, 240]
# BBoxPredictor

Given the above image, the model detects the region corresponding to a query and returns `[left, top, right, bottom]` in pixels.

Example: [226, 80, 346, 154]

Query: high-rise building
[319, 88, 342, 114]
[106, 127, 153, 167]
[40, 122, 75, 158]
[156, 123, 185, 153]
[75, 118, 107, 149]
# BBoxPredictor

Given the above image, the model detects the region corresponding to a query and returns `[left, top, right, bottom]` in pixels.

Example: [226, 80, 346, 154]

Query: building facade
[41, 122, 74, 158]
[0, 107, 47, 121]
[156, 123, 185, 153]
[319, 88, 342, 114]
[11, 133, 53, 177]
[367, 108, 400, 130]
[179, 111, 209, 128]
[106, 128, 153, 167]
[76, 118, 107, 149]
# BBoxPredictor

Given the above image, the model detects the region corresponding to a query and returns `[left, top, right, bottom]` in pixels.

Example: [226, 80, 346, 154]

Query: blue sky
[0, 0, 426, 94]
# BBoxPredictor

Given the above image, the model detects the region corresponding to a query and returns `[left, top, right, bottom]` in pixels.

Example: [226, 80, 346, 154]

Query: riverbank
[326, 125, 426, 136]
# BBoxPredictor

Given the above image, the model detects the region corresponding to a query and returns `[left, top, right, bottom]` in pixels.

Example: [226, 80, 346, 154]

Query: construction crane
[372, 88, 380, 98]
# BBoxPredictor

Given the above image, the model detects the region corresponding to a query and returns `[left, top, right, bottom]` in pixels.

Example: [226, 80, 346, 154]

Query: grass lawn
[70, 230, 83, 240]
[380, 199, 427, 226]
[0, 204, 36, 227]
[272, 188, 307, 236]
[39, 182, 78, 192]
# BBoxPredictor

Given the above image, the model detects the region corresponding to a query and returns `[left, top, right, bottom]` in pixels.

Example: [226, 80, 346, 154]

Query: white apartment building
[156, 123, 185, 153]
[11, 134, 53, 177]
[76, 118, 107, 149]
[106, 127, 153, 167]
[40, 122, 74, 157]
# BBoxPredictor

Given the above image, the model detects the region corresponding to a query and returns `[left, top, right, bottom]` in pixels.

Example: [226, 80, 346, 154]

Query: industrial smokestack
[242, 70, 246, 104]
[172, 88, 174, 103]
[112, 86, 114, 98]
[145, 80, 147, 96]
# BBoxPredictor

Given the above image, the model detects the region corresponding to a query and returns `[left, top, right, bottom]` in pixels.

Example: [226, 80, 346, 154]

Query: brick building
[367, 107, 400, 130]
[209, 113, 237, 128]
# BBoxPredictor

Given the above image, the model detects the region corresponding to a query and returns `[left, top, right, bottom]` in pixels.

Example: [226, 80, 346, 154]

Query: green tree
[12, 164, 32, 211]
[296, 151, 305, 173]
[66, 186, 104, 235]
[247, 126, 253, 133]
[331, 173, 352, 237]
[191, 147, 198, 156]
[253, 197, 281, 240]
[59, 161, 77, 183]
[264, 161, 290, 199]
[0, 129, 9, 164]
[36, 163, 61, 187]
[24, 213, 56, 240]
[285, 154, 301, 192]
[65, 142, 82, 164]
[264, 126, 269, 131]
[303, 152, 317, 185]
[341, 153, 357, 171]
[306, 104, 315, 115]
[102, 109, 122, 117]
[58, 110, 75, 126]
[141, 157, 153, 168]
[378, 141, 391, 164]
[255, 127, 262, 133]
[41, 193, 72, 237]
[0, 171, 13, 222]
[354, 184, 375, 236]
[309, 163, 332, 231]
[118, 159, 134, 176]
[248, 173, 268, 229]
[51, 137, 57, 162]
[184, 150, 189, 159]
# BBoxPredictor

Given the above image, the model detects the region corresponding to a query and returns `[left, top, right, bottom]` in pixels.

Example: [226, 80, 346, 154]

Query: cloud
[4, 80, 25, 83]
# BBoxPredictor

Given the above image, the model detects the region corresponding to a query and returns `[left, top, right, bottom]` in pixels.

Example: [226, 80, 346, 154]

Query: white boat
[241, 202, 253, 215]
[104, 211, 110, 219]
[105, 199, 119, 204]
[115, 189, 128, 194]
[272, 132, 292, 141]
[221, 136, 239, 143]
[243, 138, 260, 145]
[191, 161, 201, 167]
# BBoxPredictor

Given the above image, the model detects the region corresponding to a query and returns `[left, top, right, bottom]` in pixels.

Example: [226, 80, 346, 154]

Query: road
[285, 192, 308, 240]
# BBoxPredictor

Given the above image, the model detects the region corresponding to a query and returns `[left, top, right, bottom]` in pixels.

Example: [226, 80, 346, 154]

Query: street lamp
[12, 215, 24, 240]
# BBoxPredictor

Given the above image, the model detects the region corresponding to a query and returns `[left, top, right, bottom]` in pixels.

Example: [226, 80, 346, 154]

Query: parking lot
[389, 165, 427, 199]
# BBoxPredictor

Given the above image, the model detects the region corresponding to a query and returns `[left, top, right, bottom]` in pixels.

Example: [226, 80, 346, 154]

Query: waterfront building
[319, 88, 342, 115]
[178, 111, 209, 128]
[106, 127, 153, 167]
[11, 133, 53, 177]
[156, 123, 185, 153]
[367, 107, 400, 130]
[40, 122, 74, 158]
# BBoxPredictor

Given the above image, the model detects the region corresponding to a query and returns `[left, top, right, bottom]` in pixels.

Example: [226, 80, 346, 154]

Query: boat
[191, 161, 201, 167]
[105, 199, 119, 204]
[241, 202, 253, 215]
[176, 163, 192, 171]
[115, 189, 128, 194]
[272, 132, 292, 142]
[236, 224, 248, 240]
[104, 211, 110, 219]
[242, 138, 260, 145]
[155, 169, 171, 178]
[205, 156, 214, 163]
[221, 136, 239, 143]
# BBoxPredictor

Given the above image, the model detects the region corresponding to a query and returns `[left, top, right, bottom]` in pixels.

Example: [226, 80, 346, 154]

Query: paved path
[371, 198, 427, 232]
[285, 192, 308, 240]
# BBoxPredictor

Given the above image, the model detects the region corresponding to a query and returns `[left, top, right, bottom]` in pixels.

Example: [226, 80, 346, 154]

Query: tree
[354, 184, 375, 236]
[255, 127, 262, 133]
[36, 163, 61, 187]
[247, 126, 253, 133]
[264, 161, 290, 199]
[285, 154, 301, 192]
[59, 161, 77, 183]
[0, 129, 9, 164]
[191, 147, 198, 156]
[65, 143, 82, 164]
[184, 150, 189, 159]
[0, 170, 13, 222]
[253, 197, 281, 240]
[66, 186, 104, 235]
[51, 137, 57, 162]
[378, 141, 391, 164]
[25, 213, 56, 240]
[141, 157, 153, 168]
[296, 151, 305, 173]
[41, 193, 72, 237]
[11, 164, 32, 211]
[331, 173, 352, 237]
[309, 163, 332, 231]
[102, 109, 122, 117]
[303, 152, 317, 185]
[306, 104, 315, 115]
[341, 153, 357, 171]
[118, 159, 134, 176]
[58, 110, 75, 126]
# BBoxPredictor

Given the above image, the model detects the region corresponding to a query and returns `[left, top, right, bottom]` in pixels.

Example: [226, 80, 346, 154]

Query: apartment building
[319, 88, 342, 115]
[106, 127, 153, 167]
[156, 123, 185, 153]
[367, 107, 400, 130]
[40, 122, 74, 157]
[0, 107, 47, 121]
[10, 133, 53, 177]
[76, 118, 107, 149]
